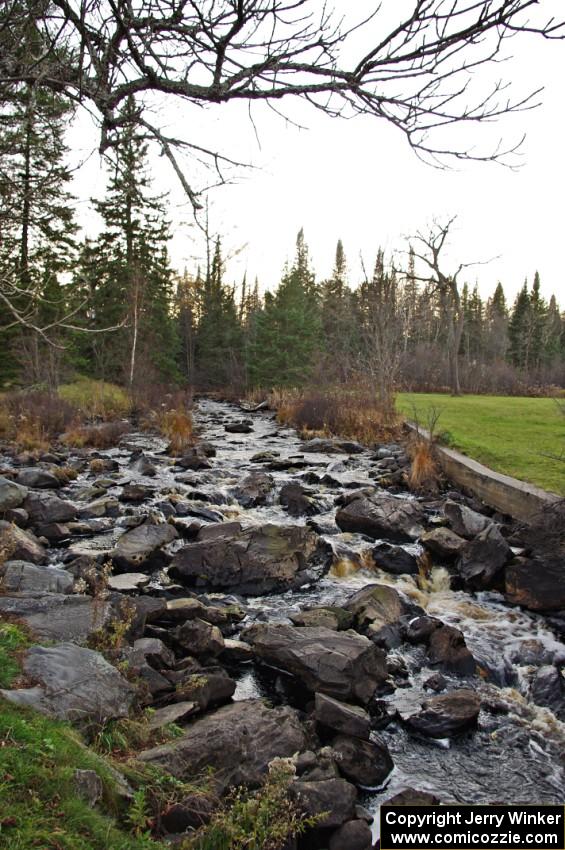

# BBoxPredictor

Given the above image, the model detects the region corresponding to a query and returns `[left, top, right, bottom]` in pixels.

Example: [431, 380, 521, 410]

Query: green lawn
[397, 393, 565, 496]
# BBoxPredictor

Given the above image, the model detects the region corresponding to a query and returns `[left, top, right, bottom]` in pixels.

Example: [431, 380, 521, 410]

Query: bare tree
[1, 1, 563, 200]
[410, 216, 495, 395]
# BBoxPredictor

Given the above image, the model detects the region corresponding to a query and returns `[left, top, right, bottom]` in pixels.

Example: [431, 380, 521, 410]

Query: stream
[39, 398, 565, 835]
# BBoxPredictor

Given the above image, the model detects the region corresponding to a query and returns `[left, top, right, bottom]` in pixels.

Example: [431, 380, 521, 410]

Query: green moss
[398, 393, 565, 496]
[0, 622, 31, 688]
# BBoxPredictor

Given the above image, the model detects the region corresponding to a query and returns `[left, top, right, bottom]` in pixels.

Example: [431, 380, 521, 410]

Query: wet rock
[173, 669, 236, 711]
[138, 700, 308, 793]
[130, 595, 167, 624]
[331, 734, 393, 787]
[0, 561, 73, 594]
[405, 689, 481, 738]
[111, 520, 178, 571]
[233, 470, 274, 507]
[344, 584, 423, 647]
[315, 693, 371, 739]
[147, 701, 199, 730]
[384, 788, 441, 805]
[505, 557, 565, 612]
[290, 606, 354, 631]
[336, 493, 425, 542]
[107, 572, 151, 592]
[242, 623, 386, 704]
[171, 617, 225, 658]
[16, 467, 62, 489]
[169, 521, 332, 595]
[300, 437, 363, 454]
[0, 593, 112, 641]
[221, 638, 253, 662]
[280, 482, 320, 517]
[289, 778, 357, 828]
[225, 421, 253, 433]
[165, 597, 210, 621]
[1, 643, 135, 727]
[119, 483, 156, 502]
[132, 637, 176, 669]
[251, 450, 280, 463]
[456, 523, 511, 590]
[4, 507, 29, 527]
[372, 542, 419, 575]
[421, 527, 466, 560]
[424, 672, 448, 692]
[329, 819, 373, 850]
[22, 493, 77, 525]
[406, 617, 476, 676]
[131, 454, 157, 477]
[0, 476, 28, 511]
[35, 522, 70, 542]
[0, 520, 46, 563]
[530, 666, 565, 717]
[177, 450, 212, 470]
[78, 497, 121, 519]
[444, 500, 490, 539]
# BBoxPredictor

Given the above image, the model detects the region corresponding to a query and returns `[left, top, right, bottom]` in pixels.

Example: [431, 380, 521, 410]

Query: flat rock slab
[404, 688, 481, 738]
[169, 521, 331, 595]
[336, 493, 425, 542]
[242, 623, 386, 704]
[147, 701, 199, 730]
[111, 521, 178, 571]
[314, 693, 371, 739]
[0, 561, 74, 594]
[23, 493, 77, 524]
[107, 573, 151, 592]
[138, 699, 308, 793]
[0, 593, 112, 641]
[1, 643, 135, 727]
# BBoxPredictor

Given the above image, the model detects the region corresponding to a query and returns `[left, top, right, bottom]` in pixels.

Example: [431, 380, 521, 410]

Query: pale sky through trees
[67, 1, 565, 303]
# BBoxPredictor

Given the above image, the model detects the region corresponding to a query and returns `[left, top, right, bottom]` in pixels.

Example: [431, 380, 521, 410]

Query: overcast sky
[69, 2, 565, 305]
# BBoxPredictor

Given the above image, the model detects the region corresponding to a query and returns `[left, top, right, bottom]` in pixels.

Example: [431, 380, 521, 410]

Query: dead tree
[410, 216, 486, 396]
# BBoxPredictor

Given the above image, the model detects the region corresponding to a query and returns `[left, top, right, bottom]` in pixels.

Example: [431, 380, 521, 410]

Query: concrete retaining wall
[406, 424, 560, 523]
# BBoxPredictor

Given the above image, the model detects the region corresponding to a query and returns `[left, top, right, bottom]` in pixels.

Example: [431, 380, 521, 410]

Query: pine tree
[528, 271, 547, 370]
[484, 282, 508, 361]
[508, 281, 532, 369]
[72, 96, 177, 386]
[544, 295, 563, 366]
[320, 240, 356, 379]
[248, 229, 321, 387]
[0, 24, 76, 384]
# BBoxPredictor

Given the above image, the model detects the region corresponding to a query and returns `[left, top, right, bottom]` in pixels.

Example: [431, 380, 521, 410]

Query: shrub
[59, 378, 132, 420]
[62, 421, 130, 449]
[0, 390, 78, 447]
[158, 409, 193, 454]
[407, 438, 440, 493]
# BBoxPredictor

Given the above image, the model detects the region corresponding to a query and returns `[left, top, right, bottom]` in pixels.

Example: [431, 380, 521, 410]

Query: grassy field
[397, 393, 565, 496]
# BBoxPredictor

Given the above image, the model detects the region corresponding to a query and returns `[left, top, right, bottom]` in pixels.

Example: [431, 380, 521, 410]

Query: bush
[62, 421, 131, 449]
[0, 390, 78, 448]
[59, 378, 132, 420]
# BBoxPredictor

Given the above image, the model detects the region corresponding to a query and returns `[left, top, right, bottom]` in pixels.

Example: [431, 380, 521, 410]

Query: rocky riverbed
[1, 398, 564, 849]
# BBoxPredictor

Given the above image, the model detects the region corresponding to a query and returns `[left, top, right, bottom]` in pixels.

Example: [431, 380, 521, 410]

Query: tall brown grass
[263, 385, 402, 446]
[159, 409, 194, 454]
[407, 437, 440, 492]
[62, 421, 131, 449]
[0, 391, 78, 449]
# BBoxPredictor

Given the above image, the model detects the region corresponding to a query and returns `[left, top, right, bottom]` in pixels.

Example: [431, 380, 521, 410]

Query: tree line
[1, 55, 564, 399]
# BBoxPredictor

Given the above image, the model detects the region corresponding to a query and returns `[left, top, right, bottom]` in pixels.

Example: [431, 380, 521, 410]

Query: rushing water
[58, 398, 565, 830]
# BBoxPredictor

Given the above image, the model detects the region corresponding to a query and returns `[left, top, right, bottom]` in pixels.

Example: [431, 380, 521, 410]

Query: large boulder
[314, 693, 371, 739]
[372, 541, 419, 575]
[171, 617, 225, 658]
[406, 616, 476, 676]
[329, 819, 372, 850]
[242, 624, 386, 705]
[169, 521, 331, 595]
[279, 482, 320, 517]
[505, 557, 565, 612]
[455, 523, 511, 589]
[111, 520, 178, 571]
[289, 778, 357, 828]
[336, 493, 425, 542]
[233, 471, 274, 508]
[404, 689, 481, 738]
[0, 643, 135, 727]
[22, 493, 77, 525]
[0, 476, 28, 512]
[343, 584, 423, 646]
[421, 527, 466, 560]
[15, 467, 62, 489]
[444, 500, 490, 539]
[172, 669, 236, 711]
[529, 666, 565, 718]
[138, 700, 308, 793]
[0, 520, 46, 564]
[331, 734, 393, 787]
[290, 607, 354, 631]
[0, 593, 112, 641]
[0, 561, 73, 594]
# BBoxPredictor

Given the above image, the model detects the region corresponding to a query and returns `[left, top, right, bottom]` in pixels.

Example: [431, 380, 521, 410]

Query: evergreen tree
[508, 281, 532, 369]
[71, 96, 177, 385]
[485, 282, 508, 361]
[528, 271, 547, 370]
[320, 240, 356, 379]
[544, 295, 563, 365]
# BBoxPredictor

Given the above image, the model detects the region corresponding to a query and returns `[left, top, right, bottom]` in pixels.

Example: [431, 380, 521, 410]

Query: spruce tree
[529, 271, 547, 370]
[485, 282, 508, 361]
[320, 240, 356, 379]
[508, 281, 532, 369]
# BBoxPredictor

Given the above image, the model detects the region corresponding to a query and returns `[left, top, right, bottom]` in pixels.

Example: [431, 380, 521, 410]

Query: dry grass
[0, 526, 17, 567]
[0, 390, 78, 449]
[268, 385, 402, 446]
[158, 409, 194, 454]
[62, 421, 130, 449]
[58, 378, 132, 420]
[407, 437, 440, 492]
